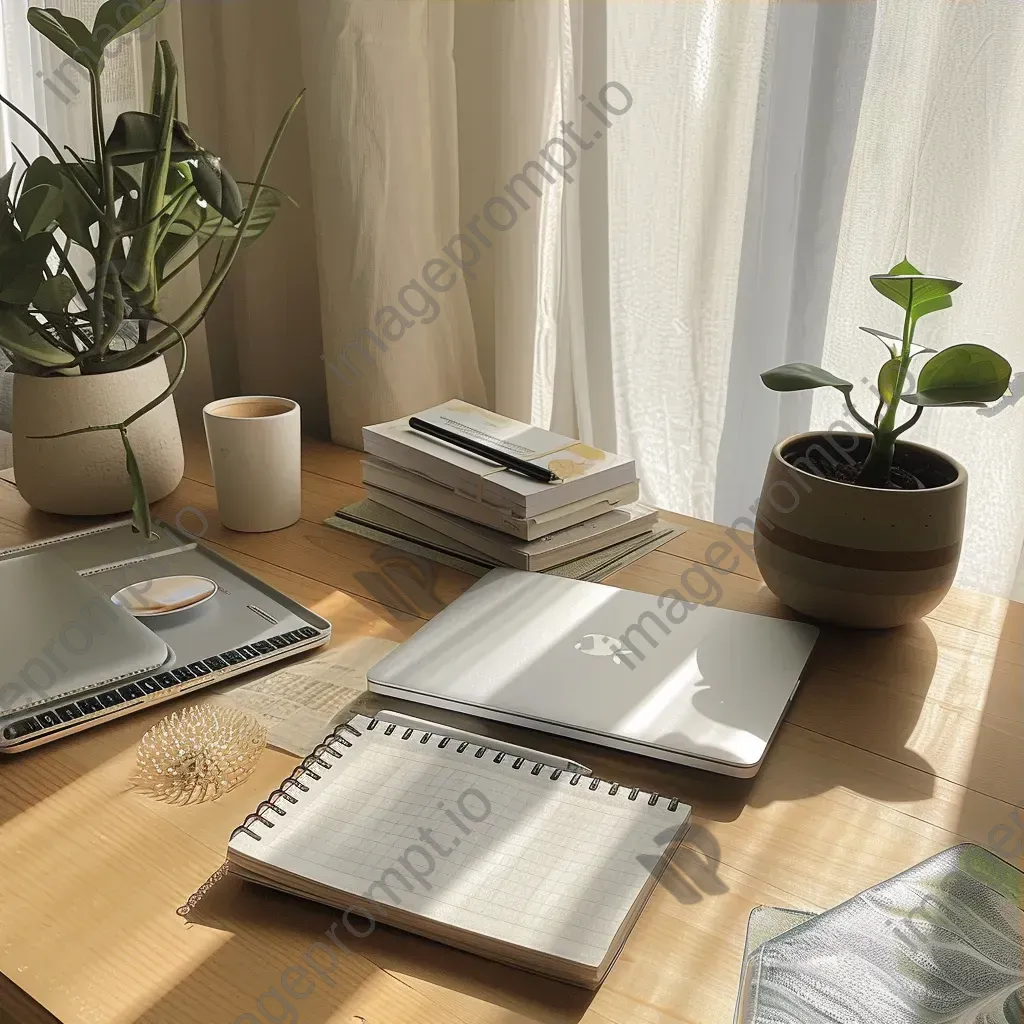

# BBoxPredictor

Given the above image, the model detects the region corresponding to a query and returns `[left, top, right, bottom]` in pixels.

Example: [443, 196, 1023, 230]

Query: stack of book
[346, 399, 660, 573]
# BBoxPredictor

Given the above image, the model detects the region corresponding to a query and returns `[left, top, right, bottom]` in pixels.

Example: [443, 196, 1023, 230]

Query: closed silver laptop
[367, 569, 819, 777]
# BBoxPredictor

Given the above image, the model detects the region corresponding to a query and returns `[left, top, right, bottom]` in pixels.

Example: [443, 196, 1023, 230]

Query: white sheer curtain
[811, 0, 1024, 598]
[484, 0, 1024, 597]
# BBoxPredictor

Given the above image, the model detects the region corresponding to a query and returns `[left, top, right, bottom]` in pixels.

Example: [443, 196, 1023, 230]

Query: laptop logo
[574, 634, 634, 666]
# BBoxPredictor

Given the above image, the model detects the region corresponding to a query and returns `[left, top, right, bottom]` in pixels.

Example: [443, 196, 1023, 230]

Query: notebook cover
[735, 844, 1024, 1024]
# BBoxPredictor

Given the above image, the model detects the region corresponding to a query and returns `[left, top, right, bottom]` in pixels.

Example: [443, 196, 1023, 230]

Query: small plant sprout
[761, 259, 1013, 487]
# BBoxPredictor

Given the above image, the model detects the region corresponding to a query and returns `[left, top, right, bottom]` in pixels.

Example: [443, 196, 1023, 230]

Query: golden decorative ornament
[134, 705, 266, 804]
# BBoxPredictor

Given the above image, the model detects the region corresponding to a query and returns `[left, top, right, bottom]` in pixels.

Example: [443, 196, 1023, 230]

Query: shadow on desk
[164, 874, 595, 1024]
[954, 601, 1024, 868]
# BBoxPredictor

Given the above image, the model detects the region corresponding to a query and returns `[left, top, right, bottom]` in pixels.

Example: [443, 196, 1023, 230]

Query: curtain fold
[298, 0, 486, 447]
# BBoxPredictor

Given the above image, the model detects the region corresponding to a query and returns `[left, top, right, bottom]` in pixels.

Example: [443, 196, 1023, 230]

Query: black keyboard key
[253, 641, 274, 655]
[56, 704, 84, 722]
[99, 691, 124, 708]
[172, 667, 195, 683]
[155, 673, 179, 689]
[137, 677, 162, 694]
[77, 697, 103, 715]
[118, 682, 145, 701]
[3, 717, 41, 740]
[268, 635, 289, 649]
[282, 631, 302, 644]
[37, 710, 61, 729]
[221, 650, 244, 665]
[236, 645, 259, 660]
[188, 662, 211, 677]
[297, 626, 318, 639]
[204, 656, 227, 671]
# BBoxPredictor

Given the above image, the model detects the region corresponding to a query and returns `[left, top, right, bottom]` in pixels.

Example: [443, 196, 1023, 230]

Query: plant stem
[878, 281, 916, 437]
[843, 391, 876, 433]
[160, 225, 220, 285]
[89, 69, 120, 357]
[858, 281, 916, 487]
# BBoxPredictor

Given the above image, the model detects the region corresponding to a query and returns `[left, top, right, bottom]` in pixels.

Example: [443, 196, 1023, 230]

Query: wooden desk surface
[1, 435, 1021, 1024]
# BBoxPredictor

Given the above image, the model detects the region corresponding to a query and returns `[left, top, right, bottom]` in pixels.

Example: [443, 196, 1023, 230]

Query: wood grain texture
[0, 433, 1021, 1024]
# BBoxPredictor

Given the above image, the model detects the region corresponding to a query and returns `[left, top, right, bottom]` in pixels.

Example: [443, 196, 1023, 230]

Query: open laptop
[367, 569, 820, 777]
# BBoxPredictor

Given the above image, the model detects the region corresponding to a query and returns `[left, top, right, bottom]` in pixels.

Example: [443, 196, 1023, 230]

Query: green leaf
[190, 152, 243, 223]
[26, 8, 102, 72]
[0, 165, 18, 250]
[106, 112, 199, 165]
[165, 184, 281, 244]
[0, 233, 53, 303]
[859, 326, 935, 360]
[877, 358, 901, 405]
[870, 260, 961, 319]
[55, 173, 99, 247]
[16, 182, 63, 237]
[120, 428, 154, 538]
[33, 274, 77, 312]
[153, 200, 204, 280]
[902, 344, 1013, 406]
[21, 155, 62, 192]
[0, 164, 14, 202]
[760, 363, 853, 393]
[0, 307, 74, 367]
[91, 0, 166, 52]
[16, 157, 65, 238]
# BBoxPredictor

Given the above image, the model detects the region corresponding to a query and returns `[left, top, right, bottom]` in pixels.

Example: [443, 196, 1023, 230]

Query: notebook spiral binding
[230, 721, 363, 841]
[231, 716, 681, 842]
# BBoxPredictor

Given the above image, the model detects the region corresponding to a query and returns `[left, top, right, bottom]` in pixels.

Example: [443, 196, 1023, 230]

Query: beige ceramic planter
[754, 432, 967, 629]
[13, 356, 184, 516]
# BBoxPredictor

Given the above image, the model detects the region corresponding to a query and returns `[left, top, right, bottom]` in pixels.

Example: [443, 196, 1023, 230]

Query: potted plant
[0, 0, 301, 536]
[757, 259, 1013, 629]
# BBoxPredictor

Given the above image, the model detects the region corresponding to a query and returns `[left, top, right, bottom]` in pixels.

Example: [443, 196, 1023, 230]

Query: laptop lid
[366, 568, 819, 774]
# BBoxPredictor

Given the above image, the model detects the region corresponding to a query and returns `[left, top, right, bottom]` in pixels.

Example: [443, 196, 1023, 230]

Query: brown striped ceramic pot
[754, 432, 967, 629]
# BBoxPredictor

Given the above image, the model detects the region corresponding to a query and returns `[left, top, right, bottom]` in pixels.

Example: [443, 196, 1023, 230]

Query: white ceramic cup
[203, 396, 301, 532]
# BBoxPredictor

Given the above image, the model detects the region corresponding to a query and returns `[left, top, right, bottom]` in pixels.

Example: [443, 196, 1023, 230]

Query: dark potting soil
[828, 462, 923, 489]
[781, 436, 959, 491]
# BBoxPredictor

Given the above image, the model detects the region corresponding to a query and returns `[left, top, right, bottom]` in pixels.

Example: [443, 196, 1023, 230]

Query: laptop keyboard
[2, 626, 324, 745]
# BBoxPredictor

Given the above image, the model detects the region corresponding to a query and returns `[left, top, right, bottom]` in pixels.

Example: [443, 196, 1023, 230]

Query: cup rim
[203, 395, 298, 421]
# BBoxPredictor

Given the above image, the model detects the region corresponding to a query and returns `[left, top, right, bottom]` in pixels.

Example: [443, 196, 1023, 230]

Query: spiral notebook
[227, 714, 691, 988]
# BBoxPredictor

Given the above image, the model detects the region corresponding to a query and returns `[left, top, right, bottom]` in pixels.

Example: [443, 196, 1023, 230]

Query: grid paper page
[229, 716, 689, 966]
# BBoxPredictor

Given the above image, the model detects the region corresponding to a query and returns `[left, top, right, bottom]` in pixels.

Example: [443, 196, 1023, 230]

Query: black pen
[408, 416, 560, 484]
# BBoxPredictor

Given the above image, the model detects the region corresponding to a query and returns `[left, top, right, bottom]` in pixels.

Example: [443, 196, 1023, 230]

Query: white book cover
[362, 400, 636, 517]
[361, 456, 641, 540]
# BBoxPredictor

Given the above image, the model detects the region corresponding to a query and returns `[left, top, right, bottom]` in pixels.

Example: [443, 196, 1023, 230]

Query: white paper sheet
[208, 637, 398, 755]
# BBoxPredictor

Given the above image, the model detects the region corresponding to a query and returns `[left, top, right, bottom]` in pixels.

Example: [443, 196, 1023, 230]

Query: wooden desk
[1, 435, 1021, 1024]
